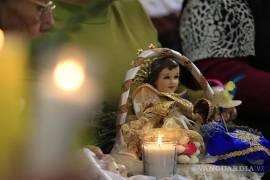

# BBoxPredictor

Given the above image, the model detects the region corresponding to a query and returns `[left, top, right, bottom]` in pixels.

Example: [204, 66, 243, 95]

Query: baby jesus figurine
[121, 57, 211, 163]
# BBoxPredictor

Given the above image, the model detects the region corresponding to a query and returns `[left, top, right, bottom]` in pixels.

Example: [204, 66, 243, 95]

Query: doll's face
[155, 66, 180, 93]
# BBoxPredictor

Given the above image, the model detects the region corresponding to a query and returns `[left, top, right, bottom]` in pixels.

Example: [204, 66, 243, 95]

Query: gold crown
[132, 58, 155, 85]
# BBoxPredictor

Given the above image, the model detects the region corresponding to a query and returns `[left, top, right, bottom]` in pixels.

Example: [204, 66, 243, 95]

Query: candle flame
[157, 134, 163, 145]
[0, 29, 4, 50]
[53, 59, 85, 92]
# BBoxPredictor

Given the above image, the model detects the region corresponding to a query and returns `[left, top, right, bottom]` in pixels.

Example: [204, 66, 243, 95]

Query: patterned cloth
[180, 0, 255, 61]
[201, 120, 270, 172]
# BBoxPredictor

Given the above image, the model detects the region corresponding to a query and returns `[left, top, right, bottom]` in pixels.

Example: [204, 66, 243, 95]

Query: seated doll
[120, 56, 212, 163]
[111, 48, 269, 176]
[201, 80, 270, 173]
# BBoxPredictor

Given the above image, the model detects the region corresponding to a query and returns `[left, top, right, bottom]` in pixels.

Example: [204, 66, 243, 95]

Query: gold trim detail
[144, 101, 175, 117]
[216, 145, 270, 161]
[230, 130, 261, 146]
[148, 43, 156, 49]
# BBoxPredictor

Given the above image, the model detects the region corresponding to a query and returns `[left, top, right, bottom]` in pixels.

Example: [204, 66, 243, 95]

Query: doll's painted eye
[164, 76, 170, 79]
[174, 75, 179, 79]
[36, 5, 45, 14]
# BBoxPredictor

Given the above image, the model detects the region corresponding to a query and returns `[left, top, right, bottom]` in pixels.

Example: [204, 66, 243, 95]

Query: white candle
[143, 135, 176, 179]
[28, 47, 102, 175]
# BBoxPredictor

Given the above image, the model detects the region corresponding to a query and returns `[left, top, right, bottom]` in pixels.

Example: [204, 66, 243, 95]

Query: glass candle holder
[142, 129, 177, 179]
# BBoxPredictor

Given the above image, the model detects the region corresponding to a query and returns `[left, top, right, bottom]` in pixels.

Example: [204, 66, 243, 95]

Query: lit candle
[143, 133, 177, 179]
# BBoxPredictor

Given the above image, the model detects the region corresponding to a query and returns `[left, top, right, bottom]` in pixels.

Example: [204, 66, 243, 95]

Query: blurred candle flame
[157, 134, 163, 145]
[0, 29, 4, 50]
[53, 59, 85, 92]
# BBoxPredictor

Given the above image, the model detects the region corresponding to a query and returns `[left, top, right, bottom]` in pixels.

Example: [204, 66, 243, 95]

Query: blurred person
[139, 0, 183, 18]
[0, 0, 55, 178]
[139, 0, 184, 51]
[179, 0, 270, 140]
[50, 0, 159, 105]
[0, 0, 55, 38]
[32, 0, 159, 153]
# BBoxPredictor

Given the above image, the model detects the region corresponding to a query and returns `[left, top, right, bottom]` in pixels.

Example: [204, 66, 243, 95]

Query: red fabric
[195, 58, 270, 138]
[183, 143, 197, 156]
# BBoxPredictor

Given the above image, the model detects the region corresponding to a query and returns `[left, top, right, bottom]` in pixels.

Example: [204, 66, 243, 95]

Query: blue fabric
[201, 120, 270, 172]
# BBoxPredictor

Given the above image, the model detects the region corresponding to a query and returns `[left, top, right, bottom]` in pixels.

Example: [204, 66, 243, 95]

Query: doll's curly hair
[144, 57, 180, 87]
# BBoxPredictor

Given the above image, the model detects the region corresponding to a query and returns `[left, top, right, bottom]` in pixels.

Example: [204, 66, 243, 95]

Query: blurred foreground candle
[53, 60, 85, 92]
[28, 46, 102, 176]
[143, 129, 177, 179]
[0, 31, 29, 177]
[0, 29, 4, 49]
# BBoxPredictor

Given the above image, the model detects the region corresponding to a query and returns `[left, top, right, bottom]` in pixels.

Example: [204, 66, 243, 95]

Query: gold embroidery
[162, 92, 181, 99]
[162, 92, 194, 115]
[148, 43, 156, 49]
[137, 49, 144, 55]
[144, 101, 175, 117]
[133, 58, 155, 85]
[216, 145, 270, 160]
[230, 130, 260, 145]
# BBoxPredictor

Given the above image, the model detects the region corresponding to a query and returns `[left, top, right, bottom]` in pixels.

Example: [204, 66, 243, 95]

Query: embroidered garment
[180, 0, 255, 61]
[121, 83, 205, 158]
[201, 120, 270, 172]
